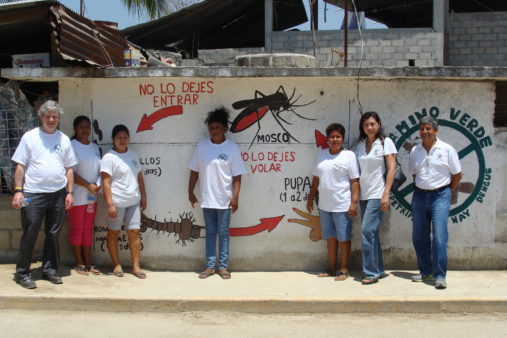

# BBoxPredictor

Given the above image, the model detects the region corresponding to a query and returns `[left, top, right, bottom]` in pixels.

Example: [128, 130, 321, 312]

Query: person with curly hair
[188, 107, 246, 280]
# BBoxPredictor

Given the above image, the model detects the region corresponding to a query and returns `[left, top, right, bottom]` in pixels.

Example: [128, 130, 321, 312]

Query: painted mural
[58, 77, 500, 269]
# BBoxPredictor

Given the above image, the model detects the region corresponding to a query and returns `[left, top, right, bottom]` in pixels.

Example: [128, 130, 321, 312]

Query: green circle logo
[392, 119, 486, 217]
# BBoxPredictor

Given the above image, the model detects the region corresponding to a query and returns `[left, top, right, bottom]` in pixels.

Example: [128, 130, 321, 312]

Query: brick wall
[0, 196, 44, 263]
[448, 12, 507, 66]
[272, 28, 444, 67]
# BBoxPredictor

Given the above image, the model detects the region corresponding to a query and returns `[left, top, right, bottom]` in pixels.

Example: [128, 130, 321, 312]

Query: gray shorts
[107, 203, 141, 231]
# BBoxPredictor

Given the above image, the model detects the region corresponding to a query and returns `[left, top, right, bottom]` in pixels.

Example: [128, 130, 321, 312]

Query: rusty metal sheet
[49, 5, 128, 67]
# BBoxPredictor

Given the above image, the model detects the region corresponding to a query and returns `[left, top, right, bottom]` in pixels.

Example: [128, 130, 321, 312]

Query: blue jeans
[360, 199, 384, 279]
[411, 186, 451, 279]
[203, 208, 231, 270]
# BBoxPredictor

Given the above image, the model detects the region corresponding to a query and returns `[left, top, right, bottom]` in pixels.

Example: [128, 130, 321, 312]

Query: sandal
[334, 271, 349, 281]
[218, 269, 231, 280]
[132, 271, 147, 279]
[198, 268, 215, 279]
[317, 269, 336, 278]
[86, 266, 101, 275]
[75, 265, 89, 276]
[112, 269, 124, 277]
[361, 277, 379, 285]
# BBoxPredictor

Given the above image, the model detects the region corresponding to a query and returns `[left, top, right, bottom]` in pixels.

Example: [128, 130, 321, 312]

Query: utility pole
[80, 0, 84, 16]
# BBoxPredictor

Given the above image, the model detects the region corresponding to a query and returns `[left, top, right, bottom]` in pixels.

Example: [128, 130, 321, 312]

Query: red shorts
[68, 204, 96, 247]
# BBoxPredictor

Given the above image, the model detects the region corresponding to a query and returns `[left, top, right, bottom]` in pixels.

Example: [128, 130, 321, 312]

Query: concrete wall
[198, 29, 444, 67]
[33, 74, 503, 271]
[448, 12, 507, 66]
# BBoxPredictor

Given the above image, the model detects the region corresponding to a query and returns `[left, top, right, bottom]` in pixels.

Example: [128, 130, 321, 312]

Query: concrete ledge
[0, 296, 505, 314]
[0, 265, 505, 314]
[3, 66, 507, 80]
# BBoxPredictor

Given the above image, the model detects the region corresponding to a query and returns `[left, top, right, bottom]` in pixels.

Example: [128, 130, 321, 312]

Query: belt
[415, 184, 450, 193]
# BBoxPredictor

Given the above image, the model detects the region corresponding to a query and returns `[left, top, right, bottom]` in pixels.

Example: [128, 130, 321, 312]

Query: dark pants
[16, 188, 66, 276]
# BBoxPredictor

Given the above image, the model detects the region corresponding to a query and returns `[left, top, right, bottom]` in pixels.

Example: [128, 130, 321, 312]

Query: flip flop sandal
[199, 269, 215, 279]
[317, 269, 336, 277]
[86, 266, 101, 275]
[75, 265, 89, 276]
[218, 270, 231, 280]
[361, 277, 379, 285]
[112, 270, 124, 277]
[132, 271, 147, 279]
[334, 271, 349, 281]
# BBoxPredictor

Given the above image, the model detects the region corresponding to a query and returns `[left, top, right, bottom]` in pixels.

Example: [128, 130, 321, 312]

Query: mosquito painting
[230, 86, 316, 148]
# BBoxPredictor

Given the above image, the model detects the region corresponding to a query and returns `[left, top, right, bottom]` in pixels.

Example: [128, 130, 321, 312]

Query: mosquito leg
[271, 112, 301, 143]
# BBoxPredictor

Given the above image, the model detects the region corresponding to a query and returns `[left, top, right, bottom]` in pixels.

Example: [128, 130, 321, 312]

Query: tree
[121, 0, 202, 19]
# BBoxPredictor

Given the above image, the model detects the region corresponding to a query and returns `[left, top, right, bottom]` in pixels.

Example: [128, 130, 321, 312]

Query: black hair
[359, 111, 384, 141]
[326, 123, 346, 139]
[205, 107, 229, 130]
[111, 124, 130, 139]
[71, 115, 91, 140]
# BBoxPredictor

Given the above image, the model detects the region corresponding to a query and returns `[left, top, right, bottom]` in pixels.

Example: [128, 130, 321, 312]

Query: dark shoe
[42, 272, 63, 284]
[14, 274, 37, 289]
[361, 277, 379, 285]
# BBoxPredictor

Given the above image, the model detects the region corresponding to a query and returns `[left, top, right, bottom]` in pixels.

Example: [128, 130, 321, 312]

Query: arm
[381, 153, 396, 211]
[101, 172, 116, 218]
[64, 167, 74, 210]
[188, 170, 199, 208]
[137, 172, 147, 211]
[450, 172, 462, 192]
[306, 176, 319, 213]
[229, 175, 242, 213]
[74, 172, 99, 194]
[348, 178, 360, 217]
[11, 164, 25, 209]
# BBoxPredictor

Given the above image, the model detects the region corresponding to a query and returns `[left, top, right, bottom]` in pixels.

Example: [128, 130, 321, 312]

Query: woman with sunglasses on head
[355, 112, 397, 285]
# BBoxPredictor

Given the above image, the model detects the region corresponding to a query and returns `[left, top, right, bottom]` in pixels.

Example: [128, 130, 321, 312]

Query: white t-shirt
[355, 137, 398, 200]
[11, 128, 78, 193]
[409, 138, 461, 190]
[312, 149, 360, 212]
[71, 139, 101, 206]
[100, 148, 141, 208]
[189, 138, 246, 209]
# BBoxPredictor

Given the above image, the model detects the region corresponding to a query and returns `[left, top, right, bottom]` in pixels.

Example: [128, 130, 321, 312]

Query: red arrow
[229, 215, 284, 236]
[315, 129, 328, 149]
[136, 105, 183, 132]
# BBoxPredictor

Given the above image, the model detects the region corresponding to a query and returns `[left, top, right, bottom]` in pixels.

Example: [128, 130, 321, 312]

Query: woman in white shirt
[307, 123, 360, 281]
[188, 108, 246, 280]
[355, 112, 397, 285]
[100, 124, 147, 279]
[67, 116, 101, 275]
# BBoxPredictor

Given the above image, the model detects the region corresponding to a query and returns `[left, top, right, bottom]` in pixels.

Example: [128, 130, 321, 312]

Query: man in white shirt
[409, 117, 462, 289]
[11, 100, 78, 289]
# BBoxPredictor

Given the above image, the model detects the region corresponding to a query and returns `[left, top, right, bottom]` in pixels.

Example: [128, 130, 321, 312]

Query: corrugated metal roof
[123, 0, 307, 56]
[0, 0, 128, 67]
[325, 0, 507, 28]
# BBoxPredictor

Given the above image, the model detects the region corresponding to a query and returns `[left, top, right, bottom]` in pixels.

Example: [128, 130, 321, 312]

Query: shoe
[334, 271, 349, 281]
[411, 274, 434, 282]
[14, 274, 37, 289]
[42, 272, 63, 284]
[361, 277, 379, 285]
[198, 268, 215, 279]
[435, 278, 447, 289]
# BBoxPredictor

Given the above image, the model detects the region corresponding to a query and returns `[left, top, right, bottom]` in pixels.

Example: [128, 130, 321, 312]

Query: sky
[57, 0, 386, 30]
